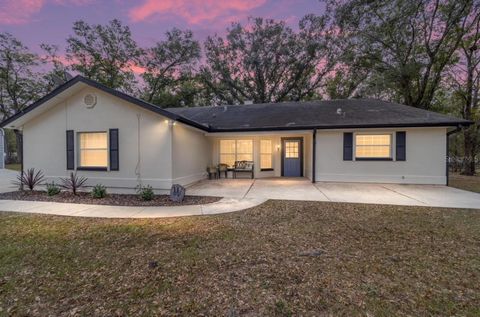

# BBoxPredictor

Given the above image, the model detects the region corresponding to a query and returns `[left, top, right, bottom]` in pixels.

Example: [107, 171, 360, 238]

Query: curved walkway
[0, 197, 267, 218]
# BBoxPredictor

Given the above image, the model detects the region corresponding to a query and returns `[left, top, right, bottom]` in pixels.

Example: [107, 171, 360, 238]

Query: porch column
[312, 128, 316, 183]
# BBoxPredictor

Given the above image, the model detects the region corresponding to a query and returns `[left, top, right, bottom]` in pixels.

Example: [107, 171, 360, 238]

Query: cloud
[0, 0, 45, 25]
[0, 0, 91, 25]
[129, 0, 268, 24]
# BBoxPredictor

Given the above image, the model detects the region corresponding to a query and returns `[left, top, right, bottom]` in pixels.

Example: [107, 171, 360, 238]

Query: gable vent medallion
[84, 94, 97, 109]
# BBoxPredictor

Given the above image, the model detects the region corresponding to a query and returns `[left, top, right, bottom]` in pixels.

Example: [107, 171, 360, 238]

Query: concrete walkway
[0, 197, 266, 218]
[0, 172, 479, 218]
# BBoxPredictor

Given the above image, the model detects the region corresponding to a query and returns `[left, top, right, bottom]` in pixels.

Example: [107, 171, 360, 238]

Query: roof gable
[0, 76, 209, 131]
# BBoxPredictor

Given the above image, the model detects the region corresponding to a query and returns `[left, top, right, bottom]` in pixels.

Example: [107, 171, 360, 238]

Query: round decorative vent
[84, 94, 97, 108]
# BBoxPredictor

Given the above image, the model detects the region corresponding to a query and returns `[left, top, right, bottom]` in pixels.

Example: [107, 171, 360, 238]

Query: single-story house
[0, 76, 471, 189]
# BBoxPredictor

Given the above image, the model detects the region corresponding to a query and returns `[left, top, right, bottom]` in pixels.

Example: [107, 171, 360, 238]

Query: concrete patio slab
[246, 178, 329, 201]
[383, 184, 480, 209]
[187, 179, 253, 198]
[314, 182, 425, 206]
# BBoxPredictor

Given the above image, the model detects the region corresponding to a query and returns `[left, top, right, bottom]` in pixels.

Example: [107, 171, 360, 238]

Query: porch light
[276, 144, 281, 151]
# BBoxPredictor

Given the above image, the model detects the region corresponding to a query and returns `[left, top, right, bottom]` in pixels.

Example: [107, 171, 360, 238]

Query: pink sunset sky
[0, 0, 326, 52]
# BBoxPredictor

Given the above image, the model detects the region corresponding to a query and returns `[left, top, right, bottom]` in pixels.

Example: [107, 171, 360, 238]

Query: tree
[66, 19, 142, 93]
[0, 32, 45, 120]
[329, 0, 475, 109]
[447, 3, 480, 175]
[200, 16, 338, 105]
[40, 44, 73, 91]
[140, 28, 201, 107]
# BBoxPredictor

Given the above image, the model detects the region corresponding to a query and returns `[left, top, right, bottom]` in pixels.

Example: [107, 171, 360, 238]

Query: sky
[0, 0, 326, 53]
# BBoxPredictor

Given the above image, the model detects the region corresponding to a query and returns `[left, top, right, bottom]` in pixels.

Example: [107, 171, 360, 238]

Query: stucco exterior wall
[23, 86, 175, 189]
[172, 123, 211, 185]
[315, 127, 447, 184]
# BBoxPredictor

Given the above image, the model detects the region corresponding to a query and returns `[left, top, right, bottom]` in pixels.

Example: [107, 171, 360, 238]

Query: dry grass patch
[449, 173, 480, 193]
[0, 201, 479, 316]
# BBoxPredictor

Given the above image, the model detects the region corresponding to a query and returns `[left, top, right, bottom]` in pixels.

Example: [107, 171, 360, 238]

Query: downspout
[13, 129, 24, 190]
[0, 128, 4, 169]
[312, 128, 316, 183]
[446, 126, 462, 186]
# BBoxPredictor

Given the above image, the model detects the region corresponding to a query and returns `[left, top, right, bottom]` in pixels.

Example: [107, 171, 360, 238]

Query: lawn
[449, 173, 480, 193]
[1, 201, 479, 316]
[5, 163, 21, 172]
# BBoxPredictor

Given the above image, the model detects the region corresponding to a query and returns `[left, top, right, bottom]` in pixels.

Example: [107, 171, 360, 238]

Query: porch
[206, 131, 314, 180]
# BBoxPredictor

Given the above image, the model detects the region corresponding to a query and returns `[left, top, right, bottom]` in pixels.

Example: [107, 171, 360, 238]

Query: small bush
[60, 172, 88, 195]
[91, 184, 107, 199]
[14, 168, 45, 191]
[46, 182, 61, 196]
[137, 185, 154, 201]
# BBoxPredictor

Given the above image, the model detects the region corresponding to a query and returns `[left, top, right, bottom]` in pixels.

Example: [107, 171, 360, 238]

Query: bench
[233, 161, 254, 179]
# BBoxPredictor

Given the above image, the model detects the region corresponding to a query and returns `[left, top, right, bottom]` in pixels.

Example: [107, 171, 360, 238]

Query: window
[79, 132, 108, 168]
[355, 134, 392, 159]
[285, 141, 299, 158]
[219, 139, 253, 166]
[260, 140, 273, 170]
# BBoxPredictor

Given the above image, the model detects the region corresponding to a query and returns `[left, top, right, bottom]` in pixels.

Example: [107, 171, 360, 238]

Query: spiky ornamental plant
[14, 168, 45, 191]
[60, 172, 88, 195]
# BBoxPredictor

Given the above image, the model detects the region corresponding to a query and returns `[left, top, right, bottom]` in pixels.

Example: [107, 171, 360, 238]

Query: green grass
[5, 163, 21, 172]
[1, 201, 479, 316]
[449, 173, 480, 193]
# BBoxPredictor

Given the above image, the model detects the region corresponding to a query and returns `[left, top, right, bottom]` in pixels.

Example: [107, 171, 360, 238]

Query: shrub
[137, 185, 154, 201]
[14, 168, 45, 191]
[60, 172, 88, 195]
[46, 182, 61, 196]
[91, 184, 107, 199]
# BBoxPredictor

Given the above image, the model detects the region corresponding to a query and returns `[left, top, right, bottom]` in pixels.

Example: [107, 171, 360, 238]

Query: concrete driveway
[0, 169, 17, 193]
[188, 178, 480, 209]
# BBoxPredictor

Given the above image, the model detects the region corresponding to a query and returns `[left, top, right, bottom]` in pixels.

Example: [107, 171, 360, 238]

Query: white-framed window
[355, 134, 392, 159]
[219, 139, 253, 166]
[78, 132, 108, 168]
[260, 139, 273, 170]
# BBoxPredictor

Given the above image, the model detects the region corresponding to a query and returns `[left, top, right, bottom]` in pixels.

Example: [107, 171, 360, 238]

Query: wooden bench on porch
[233, 160, 254, 179]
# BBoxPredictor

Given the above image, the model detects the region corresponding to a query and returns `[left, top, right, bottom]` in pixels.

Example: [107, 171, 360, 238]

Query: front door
[282, 138, 303, 177]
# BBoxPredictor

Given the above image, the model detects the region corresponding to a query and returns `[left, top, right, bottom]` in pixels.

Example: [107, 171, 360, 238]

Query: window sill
[260, 168, 274, 171]
[355, 158, 393, 161]
[76, 167, 108, 171]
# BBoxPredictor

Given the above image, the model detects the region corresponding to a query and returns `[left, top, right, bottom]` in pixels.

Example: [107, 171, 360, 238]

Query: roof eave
[207, 121, 473, 133]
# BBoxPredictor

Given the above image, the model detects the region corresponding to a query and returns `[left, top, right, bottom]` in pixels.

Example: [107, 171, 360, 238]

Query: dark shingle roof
[166, 99, 471, 132]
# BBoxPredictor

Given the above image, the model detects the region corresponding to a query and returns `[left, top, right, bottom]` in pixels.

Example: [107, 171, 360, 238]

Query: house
[0, 76, 471, 189]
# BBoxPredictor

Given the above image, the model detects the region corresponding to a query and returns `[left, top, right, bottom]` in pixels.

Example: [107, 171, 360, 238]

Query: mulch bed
[0, 190, 221, 206]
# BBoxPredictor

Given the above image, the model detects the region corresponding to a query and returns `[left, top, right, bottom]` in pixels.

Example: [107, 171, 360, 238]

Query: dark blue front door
[282, 138, 302, 177]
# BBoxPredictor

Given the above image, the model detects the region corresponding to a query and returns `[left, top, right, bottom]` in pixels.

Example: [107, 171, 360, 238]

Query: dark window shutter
[109, 129, 119, 171]
[343, 132, 353, 161]
[396, 131, 406, 161]
[66, 130, 74, 170]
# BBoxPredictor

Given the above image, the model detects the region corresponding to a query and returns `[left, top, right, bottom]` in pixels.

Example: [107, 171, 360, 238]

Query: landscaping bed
[0, 190, 221, 206]
[1, 200, 479, 316]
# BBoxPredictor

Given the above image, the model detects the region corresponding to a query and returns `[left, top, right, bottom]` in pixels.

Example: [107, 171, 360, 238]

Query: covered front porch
[206, 131, 314, 180]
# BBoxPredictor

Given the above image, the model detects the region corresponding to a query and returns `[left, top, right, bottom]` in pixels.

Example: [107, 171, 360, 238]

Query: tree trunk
[462, 126, 476, 175]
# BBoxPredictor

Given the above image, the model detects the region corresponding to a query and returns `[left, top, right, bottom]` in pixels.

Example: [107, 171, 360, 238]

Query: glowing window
[219, 139, 253, 166]
[79, 132, 108, 167]
[285, 141, 299, 158]
[260, 140, 273, 169]
[355, 134, 391, 159]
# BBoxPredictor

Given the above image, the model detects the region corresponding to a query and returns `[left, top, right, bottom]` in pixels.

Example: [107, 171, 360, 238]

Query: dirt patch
[0, 190, 221, 206]
[449, 173, 480, 193]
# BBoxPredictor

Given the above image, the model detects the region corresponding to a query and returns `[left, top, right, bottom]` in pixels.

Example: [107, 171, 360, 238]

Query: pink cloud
[0, 0, 91, 25]
[0, 0, 45, 25]
[129, 0, 268, 24]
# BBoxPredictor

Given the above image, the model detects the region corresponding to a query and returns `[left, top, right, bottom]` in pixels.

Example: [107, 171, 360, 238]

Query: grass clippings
[0, 200, 479, 316]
